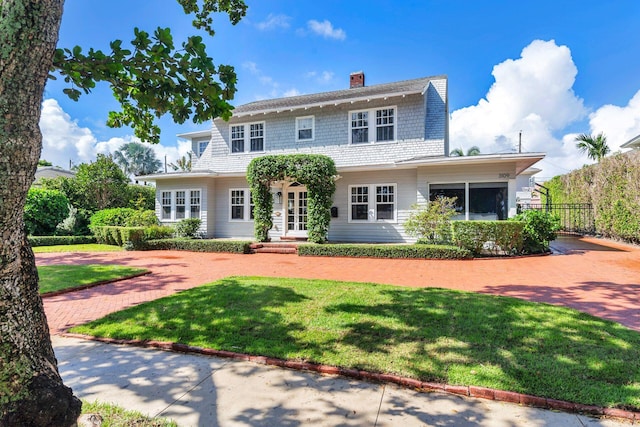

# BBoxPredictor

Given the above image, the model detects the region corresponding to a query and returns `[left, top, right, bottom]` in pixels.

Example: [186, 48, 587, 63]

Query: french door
[285, 185, 308, 237]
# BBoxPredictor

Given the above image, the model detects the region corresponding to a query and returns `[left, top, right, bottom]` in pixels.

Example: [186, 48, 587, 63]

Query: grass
[38, 264, 148, 294]
[70, 276, 640, 411]
[32, 244, 122, 253]
[81, 401, 176, 427]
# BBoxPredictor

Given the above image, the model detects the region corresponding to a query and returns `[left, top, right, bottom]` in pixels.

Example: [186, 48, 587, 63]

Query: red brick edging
[60, 333, 639, 422]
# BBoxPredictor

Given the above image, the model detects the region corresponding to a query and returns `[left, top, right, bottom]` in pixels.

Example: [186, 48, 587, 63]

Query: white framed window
[176, 191, 186, 219]
[349, 106, 396, 144]
[231, 125, 245, 153]
[296, 116, 315, 142]
[229, 189, 254, 221]
[197, 139, 209, 157]
[348, 184, 397, 222]
[159, 189, 202, 221]
[250, 123, 264, 152]
[428, 182, 509, 220]
[161, 191, 172, 220]
[350, 111, 369, 144]
[190, 190, 201, 218]
[230, 122, 265, 153]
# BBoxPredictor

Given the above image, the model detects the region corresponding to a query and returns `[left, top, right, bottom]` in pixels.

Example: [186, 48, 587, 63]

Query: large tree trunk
[0, 1, 82, 425]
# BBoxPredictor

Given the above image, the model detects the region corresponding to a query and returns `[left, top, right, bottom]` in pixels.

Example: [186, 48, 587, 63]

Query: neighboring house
[32, 166, 76, 186]
[143, 72, 544, 242]
[621, 134, 640, 150]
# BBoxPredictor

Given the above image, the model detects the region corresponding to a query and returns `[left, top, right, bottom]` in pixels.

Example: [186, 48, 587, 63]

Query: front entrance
[284, 183, 308, 238]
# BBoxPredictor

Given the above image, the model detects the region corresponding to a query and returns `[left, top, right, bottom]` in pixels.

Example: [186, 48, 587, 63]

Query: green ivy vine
[247, 154, 337, 243]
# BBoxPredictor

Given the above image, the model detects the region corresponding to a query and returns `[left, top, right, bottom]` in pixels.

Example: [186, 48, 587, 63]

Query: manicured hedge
[92, 226, 146, 248]
[142, 239, 252, 254]
[546, 150, 640, 243]
[297, 243, 471, 259]
[451, 221, 524, 256]
[28, 235, 97, 247]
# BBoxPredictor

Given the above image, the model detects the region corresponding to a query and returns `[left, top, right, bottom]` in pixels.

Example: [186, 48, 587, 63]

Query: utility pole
[519, 130, 522, 153]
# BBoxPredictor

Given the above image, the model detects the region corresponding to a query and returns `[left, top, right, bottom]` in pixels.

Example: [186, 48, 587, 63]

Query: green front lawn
[32, 244, 122, 253]
[81, 401, 176, 427]
[38, 264, 148, 294]
[71, 276, 640, 410]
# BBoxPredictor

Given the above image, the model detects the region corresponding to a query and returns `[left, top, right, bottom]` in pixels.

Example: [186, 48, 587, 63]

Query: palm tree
[450, 146, 481, 156]
[169, 152, 193, 172]
[575, 132, 610, 162]
[113, 142, 162, 177]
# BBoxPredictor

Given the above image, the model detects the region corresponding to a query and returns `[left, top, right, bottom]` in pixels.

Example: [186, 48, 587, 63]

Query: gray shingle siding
[195, 77, 448, 173]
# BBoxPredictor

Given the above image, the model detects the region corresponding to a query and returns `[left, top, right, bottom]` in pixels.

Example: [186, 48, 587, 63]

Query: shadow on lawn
[325, 287, 640, 409]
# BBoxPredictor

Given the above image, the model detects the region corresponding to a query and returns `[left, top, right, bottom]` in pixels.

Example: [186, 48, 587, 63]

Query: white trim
[228, 188, 254, 222]
[160, 188, 203, 222]
[348, 106, 397, 145]
[295, 115, 315, 142]
[348, 183, 398, 223]
[283, 184, 309, 237]
[229, 121, 266, 154]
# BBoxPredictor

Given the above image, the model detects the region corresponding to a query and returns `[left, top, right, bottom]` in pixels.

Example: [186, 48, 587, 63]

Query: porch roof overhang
[339, 152, 545, 176]
[621, 134, 640, 150]
[135, 170, 218, 181]
[177, 130, 212, 140]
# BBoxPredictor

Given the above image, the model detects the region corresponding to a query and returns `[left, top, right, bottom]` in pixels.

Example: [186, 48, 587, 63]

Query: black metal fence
[517, 203, 595, 234]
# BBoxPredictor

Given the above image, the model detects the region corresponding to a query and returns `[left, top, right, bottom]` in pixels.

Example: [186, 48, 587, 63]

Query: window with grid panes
[231, 125, 245, 153]
[350, 186, 369, 220]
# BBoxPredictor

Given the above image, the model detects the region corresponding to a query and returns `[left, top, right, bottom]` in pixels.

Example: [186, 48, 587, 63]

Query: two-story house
[144, 72, 544, 242]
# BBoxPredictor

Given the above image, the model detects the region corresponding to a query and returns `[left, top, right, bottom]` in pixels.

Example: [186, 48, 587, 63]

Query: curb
[60, 333, 640, 423]
[41, 270, 151, 298]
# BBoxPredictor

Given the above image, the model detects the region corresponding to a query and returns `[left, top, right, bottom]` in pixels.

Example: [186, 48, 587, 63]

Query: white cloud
[40, 99, 98, 168]
[307, 19, 346, 40]
[306, 70, 335, 84]
[450, 40, 589, 179]
[587, 89, 640, 150]
[256, 13, 291, 31]
[39, 98, 187, 171]
[242, 61, 300, 100]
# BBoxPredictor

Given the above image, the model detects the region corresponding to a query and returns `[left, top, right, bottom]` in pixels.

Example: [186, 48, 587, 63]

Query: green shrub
[404, 197, 458, 244]
[451, 221, 525, 256]
[173, 218, 202, 238]
[92, 226, 146, 248]
[24, 188, 69, 236]
[89, 208, 158, 231]
[144, 225, 175, 240]
[297, 243, 471, 259]
[142, 239, 252, 254]
[511, 211, 560, 254]
[90, 208, 136, 228]
[28, 236, 96, 247]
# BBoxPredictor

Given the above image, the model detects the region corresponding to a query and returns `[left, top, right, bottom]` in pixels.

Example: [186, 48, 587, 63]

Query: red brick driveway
[39, 236, 640, 334]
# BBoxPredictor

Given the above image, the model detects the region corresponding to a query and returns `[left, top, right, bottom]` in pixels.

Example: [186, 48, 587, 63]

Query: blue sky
[41, 0, 640, 179]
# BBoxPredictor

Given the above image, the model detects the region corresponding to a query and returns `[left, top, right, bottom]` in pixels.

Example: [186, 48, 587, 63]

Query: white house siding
[212, 177, 254, 239]
[328, 169, 418, 243]
[155, 177, 214, 236]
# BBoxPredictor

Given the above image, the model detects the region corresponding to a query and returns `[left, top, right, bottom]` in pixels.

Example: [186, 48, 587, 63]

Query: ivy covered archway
[247, 154, 337, 243]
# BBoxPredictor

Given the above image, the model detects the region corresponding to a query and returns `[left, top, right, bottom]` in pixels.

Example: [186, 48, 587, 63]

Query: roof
[230, 75, 446, 118]
[621, 134, 640, 149]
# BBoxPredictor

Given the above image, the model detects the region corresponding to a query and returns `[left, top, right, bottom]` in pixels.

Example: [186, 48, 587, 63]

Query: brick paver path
[39, 236, 639, 334]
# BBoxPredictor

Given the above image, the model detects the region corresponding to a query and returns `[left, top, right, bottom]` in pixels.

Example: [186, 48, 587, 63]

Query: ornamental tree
[0, 1, 246, 424]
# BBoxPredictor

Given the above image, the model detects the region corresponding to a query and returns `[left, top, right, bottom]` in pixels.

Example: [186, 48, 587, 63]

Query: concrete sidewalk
[53, 336, 630, 427]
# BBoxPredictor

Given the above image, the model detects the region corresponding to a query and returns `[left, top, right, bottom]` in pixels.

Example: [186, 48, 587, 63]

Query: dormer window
[230, 122, 265, 153]
[350, 107, 396, 144]
[296, 116, 315, 142]
[197, 139, 209, 157]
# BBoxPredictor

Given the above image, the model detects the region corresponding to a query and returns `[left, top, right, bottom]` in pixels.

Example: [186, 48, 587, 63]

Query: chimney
[350, 71, 365, 88]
